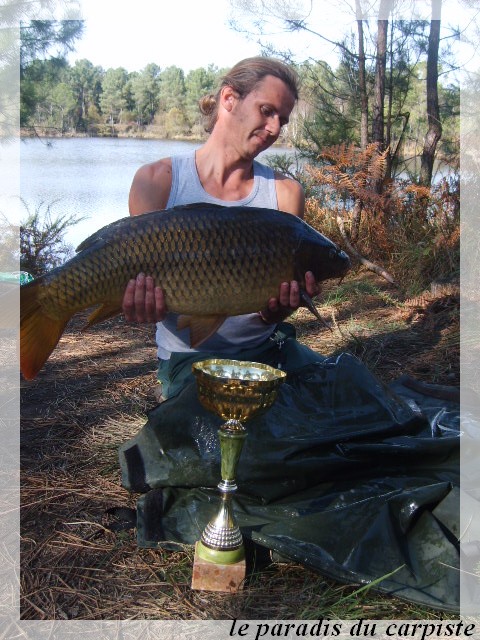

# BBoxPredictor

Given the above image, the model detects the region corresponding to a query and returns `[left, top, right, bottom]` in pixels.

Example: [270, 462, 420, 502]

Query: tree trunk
[371, 0, 390, 194]
[371, 0, 389, 149]
[353, 0, 368, 240]
[355, 0, 368, 149]
[420, 0, 443, 186]
[385, 19, 394, 180]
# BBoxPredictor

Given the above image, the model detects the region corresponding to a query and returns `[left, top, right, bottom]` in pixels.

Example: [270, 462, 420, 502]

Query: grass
[320, 280, 405, 310]
[19, 267, 463, 620]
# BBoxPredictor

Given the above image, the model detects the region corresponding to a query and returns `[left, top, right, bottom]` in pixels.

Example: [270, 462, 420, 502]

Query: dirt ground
[20, 268, 461, 620]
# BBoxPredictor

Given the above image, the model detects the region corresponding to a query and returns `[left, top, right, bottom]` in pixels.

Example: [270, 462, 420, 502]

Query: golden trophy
[191, 358, 286, 591]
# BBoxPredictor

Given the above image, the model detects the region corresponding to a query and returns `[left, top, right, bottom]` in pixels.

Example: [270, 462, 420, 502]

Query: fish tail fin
[20, 279, 70, 380]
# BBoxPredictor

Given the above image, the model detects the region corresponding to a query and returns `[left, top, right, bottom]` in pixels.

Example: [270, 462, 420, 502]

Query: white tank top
[156, 151, 278, 360]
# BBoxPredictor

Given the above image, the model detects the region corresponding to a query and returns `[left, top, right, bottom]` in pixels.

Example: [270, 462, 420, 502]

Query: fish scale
[19, 203, 350, 379]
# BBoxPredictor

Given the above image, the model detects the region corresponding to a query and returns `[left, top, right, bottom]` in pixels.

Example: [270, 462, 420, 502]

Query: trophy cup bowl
[192, 359, 286, 569]
[192, 358, 287, 423]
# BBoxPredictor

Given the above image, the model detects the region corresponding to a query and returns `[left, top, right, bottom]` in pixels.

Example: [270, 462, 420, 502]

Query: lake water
[20, 137, 294, 250]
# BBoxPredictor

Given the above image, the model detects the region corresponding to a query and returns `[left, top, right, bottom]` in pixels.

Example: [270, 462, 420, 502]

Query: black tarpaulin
[118, 353, 465, 612]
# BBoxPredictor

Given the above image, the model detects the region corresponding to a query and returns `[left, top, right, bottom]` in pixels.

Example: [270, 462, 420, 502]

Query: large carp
[20, 203, 350, 379]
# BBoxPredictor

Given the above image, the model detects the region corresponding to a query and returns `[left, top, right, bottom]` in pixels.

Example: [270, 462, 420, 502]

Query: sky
[63, 0, 478, 79]
[66, 0, 345, 73]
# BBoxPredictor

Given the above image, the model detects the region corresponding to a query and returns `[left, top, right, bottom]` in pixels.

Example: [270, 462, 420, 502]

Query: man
[122, 57, 323, 399]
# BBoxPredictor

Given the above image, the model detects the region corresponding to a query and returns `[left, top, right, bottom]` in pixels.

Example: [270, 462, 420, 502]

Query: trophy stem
[196, 419, 247, 564]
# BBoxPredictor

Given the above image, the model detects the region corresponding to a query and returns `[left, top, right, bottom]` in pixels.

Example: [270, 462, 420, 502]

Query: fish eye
[329, 247, 339, 259]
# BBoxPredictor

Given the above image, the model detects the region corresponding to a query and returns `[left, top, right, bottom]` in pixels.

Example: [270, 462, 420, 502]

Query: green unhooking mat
[118, 353, 470, 612]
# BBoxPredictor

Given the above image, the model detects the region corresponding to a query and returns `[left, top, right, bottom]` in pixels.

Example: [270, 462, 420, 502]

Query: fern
[304, 143, 460, 289]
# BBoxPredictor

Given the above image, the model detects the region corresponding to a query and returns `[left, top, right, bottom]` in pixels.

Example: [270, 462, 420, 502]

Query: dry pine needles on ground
[20, 269, 461, 620]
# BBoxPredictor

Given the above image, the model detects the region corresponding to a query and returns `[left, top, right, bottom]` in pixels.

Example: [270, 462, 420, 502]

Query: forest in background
[20, 52, 460, 175]
[20, 56, 229, 140]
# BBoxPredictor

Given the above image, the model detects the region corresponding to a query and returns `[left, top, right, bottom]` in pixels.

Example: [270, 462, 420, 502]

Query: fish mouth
[327, 247, 351, 273]
[339, 251, 351, 271]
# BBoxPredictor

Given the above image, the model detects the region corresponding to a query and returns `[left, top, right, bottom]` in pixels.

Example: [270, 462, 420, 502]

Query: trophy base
[191, 542, 246, 592]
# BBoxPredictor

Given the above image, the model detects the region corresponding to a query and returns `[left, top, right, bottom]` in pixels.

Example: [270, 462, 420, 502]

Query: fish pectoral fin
[83, 301, 122, 329]
[300, 289, 332, 332]
[177, 314, 227, 348]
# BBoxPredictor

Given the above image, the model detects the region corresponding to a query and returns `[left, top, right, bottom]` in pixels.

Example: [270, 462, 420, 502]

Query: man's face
[231, 75, 296, 157]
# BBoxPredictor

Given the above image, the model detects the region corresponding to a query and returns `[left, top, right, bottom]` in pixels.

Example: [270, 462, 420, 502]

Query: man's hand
[122, 273, 167, 323]
[259, 271, 320, 324]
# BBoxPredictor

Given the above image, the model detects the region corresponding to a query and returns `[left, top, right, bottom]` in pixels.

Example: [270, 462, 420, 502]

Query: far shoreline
[19, 126, 294, 148]
[20, 127, 205, 143]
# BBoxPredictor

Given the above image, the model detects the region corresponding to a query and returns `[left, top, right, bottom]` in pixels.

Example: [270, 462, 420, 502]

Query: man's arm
[122, 159, 172, 322]
[259, 175, 318, 324]
[275, 173, 305, 218]
[129, 159, 172, 215]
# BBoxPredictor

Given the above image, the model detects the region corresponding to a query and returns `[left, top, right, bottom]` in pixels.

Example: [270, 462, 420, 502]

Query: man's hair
[199, 56, 300, 133]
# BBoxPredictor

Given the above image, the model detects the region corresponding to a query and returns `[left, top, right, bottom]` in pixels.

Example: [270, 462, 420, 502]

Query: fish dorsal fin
[75, 204, 225, 253]
[177, 202, 225, 212]
[75, 217, 133, 252]
[83, 301, 122, 329]
[75, 211, 159, 252]
[177, 314, 227, 348]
